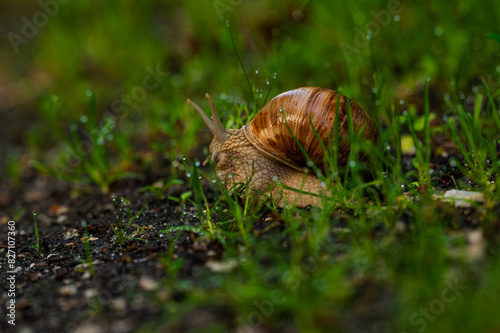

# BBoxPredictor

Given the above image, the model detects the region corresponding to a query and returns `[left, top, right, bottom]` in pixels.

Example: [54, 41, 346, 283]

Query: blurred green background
[1, 0, 498, 183]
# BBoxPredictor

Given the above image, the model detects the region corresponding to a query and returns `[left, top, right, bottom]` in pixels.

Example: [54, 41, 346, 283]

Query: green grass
[109, 197, 148, 246]
[3, 0, 500, 332]
[77, 222, 96, 277]
[31, 211, 41, 254]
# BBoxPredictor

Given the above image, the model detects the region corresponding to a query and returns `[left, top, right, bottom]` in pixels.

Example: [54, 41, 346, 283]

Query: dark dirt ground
[0, 149, 489, 333]
[0, 163, 239, 333]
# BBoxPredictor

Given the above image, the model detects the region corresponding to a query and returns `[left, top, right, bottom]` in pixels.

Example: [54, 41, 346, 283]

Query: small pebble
[205, 259, 238, 272]
[58, 285, 77, 296]
[138, 276, 157, 291]
[442, 190, 486, 208]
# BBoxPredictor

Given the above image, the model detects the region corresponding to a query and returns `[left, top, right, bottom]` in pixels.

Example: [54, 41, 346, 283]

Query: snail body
[187, 87, 378, 208]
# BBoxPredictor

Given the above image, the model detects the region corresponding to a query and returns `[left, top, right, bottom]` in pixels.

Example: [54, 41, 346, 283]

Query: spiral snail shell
[187, 87, 378, 207]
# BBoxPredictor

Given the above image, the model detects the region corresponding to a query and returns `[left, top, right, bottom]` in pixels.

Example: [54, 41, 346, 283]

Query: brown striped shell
[243, 87, 378, 171]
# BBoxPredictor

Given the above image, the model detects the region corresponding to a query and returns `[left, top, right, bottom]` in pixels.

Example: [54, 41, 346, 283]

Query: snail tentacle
[205, 93, 227, 143]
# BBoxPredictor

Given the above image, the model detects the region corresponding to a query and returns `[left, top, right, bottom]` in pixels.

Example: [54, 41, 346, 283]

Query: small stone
[138, 276, 157, 291]
[109, 297, 127, 313]
[466, 229, 485, 261]
[205, 259, 238, 272]
[442, 190, 486, 208]
[58, 285, 77, 296]
[57, 215, 68, 223]
[83, 288, 99, 299]
[63, 229, 79, 239]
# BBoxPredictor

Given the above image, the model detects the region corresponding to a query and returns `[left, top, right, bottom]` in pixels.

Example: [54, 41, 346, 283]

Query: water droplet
[86, 90, 94, 97]
[434, 26, 444, 36]
[266, 79, 270, 85]
[394, 14, 400, 22]
[82, 221, 87, 227]
[195, 161, 201, 167]
[401, 184, 406, 190]
[386, 145, 391, 151]
[372, 87, 378, 94]
[211, 179, 216, 183]
[255, 68, 259, 74]
[186, 173, 191, 178]
[32, 210, 37, 215]
[273, 73, 277, 79]
[321, 182, 326, 187]
[349, 161, 356, 167]
[272, 175, 278, 181]
[80, 116, 88, 123]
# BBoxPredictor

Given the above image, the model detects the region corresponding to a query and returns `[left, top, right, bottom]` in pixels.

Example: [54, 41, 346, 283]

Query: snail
[187, 87, 378, 207]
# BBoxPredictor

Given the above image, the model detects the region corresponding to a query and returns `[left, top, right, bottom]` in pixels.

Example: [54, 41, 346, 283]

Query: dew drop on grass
[349, 161, 356, 168]
[86, 89, 94, 97]
[32, 210, 37, 216]
[255, 68, 259, 74]
[386, 145, 391, 151]
[401, 184, 406, 190]
[182, 155, 186, 161]
[195, 161, 200, 167]
[321, 182, 326, 187]
[81, 221, 87, 227]
[187, 173, 191, 178]
[266, 79, 270, 85]
[211, 179, 216, 183]
[80, 116, 88, 123]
